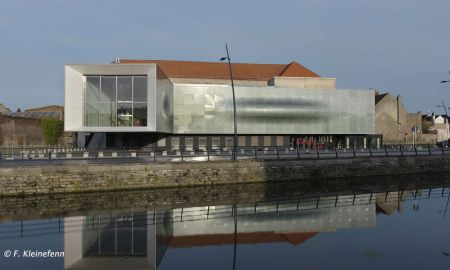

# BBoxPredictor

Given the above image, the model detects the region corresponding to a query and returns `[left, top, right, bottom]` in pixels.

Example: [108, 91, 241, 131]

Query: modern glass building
[65, 60, 378, 149]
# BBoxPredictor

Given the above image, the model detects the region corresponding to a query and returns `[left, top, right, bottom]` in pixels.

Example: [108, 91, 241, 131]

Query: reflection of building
[64, 212, 157, 270]
[65, 60, 378, 149]
[63, 195, 376, 269]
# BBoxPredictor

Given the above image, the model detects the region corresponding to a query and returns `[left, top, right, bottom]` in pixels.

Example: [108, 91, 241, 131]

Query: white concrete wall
[270, 77, 336, 89]
[169, 78, 268, 87]
[171, 195, 375, 236]
[65, 66, 84, 131]
[64, 64, 158, 132]
[64, 216, 84, 269]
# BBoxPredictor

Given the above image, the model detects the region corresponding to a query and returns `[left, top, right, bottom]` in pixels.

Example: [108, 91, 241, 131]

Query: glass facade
[84, 75, 147, 127]
[173, 84, 375, 135]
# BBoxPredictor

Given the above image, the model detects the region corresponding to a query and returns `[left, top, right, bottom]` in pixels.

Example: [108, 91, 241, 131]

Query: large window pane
[100, 76, 116, 102]
[84, 75, 147, 127]
[85, 103, 98, 126]
[133, 102, 147, 127]
[117, 102, 133, 127]
[86, 76, 100, 103]
[99, 103, 116, 126]
[117, 76, 132, 102]
[133, 76, 147, 102]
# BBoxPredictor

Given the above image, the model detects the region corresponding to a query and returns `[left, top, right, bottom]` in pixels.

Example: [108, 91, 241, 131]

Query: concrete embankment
[0, 155, 449, 196]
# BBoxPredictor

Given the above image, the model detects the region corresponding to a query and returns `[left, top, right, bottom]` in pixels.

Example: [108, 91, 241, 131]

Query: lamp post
[220, 44, 238, 160]
[441, 71, 450, 84]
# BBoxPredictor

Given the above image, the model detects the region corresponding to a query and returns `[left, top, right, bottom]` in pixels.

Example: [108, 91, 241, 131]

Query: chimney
[396, 95, 401, 124]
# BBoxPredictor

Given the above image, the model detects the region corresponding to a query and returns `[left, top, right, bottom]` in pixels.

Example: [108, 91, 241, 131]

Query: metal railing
[0, 144, 448, 163]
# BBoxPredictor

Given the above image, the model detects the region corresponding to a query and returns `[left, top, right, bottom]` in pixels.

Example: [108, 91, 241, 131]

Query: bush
[41, 119, 64, 145]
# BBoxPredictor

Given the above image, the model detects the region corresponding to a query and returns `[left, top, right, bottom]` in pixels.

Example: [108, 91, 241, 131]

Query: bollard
[428, 144, 431, 155]
[399, 145, 403, 156]
[297, 146, 300, 159]
[49, 150, 52, 161]
[369, 146, 373, 157]
[335, 146, 338, 158]
[275, 146, 279, 159]
[352, 146, 356, 158]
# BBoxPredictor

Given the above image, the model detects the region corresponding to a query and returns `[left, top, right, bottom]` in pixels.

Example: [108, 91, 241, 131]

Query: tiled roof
[118, 59, 320, 81]
[1, 111, 61, 119]
[25, 105, 63, 112]
[168, 232, 318, 248]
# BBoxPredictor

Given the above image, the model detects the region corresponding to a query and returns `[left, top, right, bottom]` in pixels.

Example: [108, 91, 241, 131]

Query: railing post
[275, 146, 279, 159]
[384, 146, 388, 157]
[399, 145, 403, 156]
[428, 144, 431, 155]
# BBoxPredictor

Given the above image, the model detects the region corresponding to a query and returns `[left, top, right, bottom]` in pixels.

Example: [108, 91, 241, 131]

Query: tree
[41, 119, 64, 145]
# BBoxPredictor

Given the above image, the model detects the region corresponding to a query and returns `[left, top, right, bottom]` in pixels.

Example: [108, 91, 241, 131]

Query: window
[171, 137, 180, 150]
[185, 137, 193, 150]
[84, 75, 147, 127]
[198, 137, 207, 150]
[225, 137, 233, 147]
[238, 136, 246, 146]
[251, 136, 258, 146]
[212, 137, 220, 149]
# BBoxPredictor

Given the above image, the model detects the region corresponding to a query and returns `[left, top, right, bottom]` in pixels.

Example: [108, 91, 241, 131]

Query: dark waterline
[1, 174, 450, 269]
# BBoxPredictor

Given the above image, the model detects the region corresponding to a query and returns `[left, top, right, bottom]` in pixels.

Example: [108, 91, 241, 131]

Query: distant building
[422, 114, 449, 142]
[25, 105, 64, 120]
[0, 105, 74, 146]
[375, 92, 424, 144]
[0, 103, 10, 114]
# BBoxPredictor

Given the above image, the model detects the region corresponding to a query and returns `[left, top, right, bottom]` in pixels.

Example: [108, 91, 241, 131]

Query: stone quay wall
[0, 155, 449, 197]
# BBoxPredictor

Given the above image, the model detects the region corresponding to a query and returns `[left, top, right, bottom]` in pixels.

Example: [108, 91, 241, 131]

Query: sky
[0, 0, 450, 113]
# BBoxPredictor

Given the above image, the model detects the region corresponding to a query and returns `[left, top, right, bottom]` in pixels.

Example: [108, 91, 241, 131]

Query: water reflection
[1, 185, 450, 270]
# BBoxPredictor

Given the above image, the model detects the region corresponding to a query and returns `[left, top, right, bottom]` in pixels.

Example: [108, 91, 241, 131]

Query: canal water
[1, 177, 450, 269]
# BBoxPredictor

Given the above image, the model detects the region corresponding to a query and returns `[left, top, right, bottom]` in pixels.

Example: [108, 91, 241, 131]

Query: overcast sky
[1, 0, 450, 113]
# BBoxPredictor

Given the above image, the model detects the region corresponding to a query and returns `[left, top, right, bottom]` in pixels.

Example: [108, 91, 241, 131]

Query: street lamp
[220, 44, 238, 160]
[441, 71, 450, 84]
